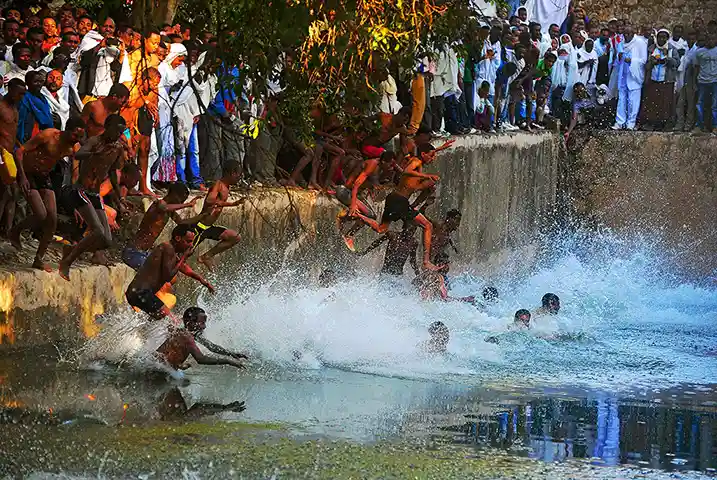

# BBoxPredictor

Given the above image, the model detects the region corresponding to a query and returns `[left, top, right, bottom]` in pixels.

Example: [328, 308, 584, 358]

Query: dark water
[1, 349, 716, 476]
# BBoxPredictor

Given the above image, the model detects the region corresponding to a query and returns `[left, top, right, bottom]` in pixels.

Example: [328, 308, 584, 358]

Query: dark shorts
[381, 192, 418, 224]
[64, 185, 104, 211]
[126, 286, 165, 317]
[191, 222, 227, 247]
[27, 173, 53, 191]
[138, 107, 154, 136]
[122, 246, 150, 270]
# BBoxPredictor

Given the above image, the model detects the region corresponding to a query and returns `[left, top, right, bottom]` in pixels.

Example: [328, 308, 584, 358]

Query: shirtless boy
[122, 182, 200, 269]
[430, 209, 461, 267]
[59, 114, 127, 280]
[156, 307, 246, 371]
[353, 143, 452, 271]
[126, 224, 214, 320]
[81, 84, 130, 137]
[0, 79, 26, 235]
[188, 160, 244, 270]
[10, 118, 86, 271]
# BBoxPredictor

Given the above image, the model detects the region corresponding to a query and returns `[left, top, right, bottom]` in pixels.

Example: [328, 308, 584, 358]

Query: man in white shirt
[2, 19, 20, 63]
[613, 26, 647, 130]
[0, 43, 34, 95]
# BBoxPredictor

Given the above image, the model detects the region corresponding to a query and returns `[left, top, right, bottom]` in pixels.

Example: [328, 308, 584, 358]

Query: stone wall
[0, 133, 562, 350]
[567, 130, 717, 279]
[580, 0, 716, 29]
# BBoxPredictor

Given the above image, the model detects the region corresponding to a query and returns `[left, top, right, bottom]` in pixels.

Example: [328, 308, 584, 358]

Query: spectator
[674, 29, 699, 132]
[694, 34, 717, 132]
[641, 29, 679, 130]
[613, 26, 647, 131]
[576, 38, 598, 98]
[17, 70, 53, 144]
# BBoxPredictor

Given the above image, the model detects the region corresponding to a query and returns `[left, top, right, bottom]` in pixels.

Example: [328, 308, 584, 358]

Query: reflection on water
[443, 394, 717, 473]
[1, 354, 716, 474]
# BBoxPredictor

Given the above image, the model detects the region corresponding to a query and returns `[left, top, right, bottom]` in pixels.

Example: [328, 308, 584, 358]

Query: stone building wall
[580, 0, 717, 29]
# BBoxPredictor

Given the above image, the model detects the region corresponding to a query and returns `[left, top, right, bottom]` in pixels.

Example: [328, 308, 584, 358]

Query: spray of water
[83, 228, 717, 392]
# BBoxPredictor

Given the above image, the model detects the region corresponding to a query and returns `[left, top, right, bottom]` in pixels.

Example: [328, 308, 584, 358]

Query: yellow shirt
[125, 49, 160, 86]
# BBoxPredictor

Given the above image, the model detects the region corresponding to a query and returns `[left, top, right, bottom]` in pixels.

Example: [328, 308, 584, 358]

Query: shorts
[361, 145, 385, 159]
[122, 246, 150, 270]
[137, 106, 154, 136]
[191, 222, 227, 247]
[27, 172, 53, 191]
[381, 192, 418, 224]
[126, 286, 165, 317]
[65, 185, 104, 211]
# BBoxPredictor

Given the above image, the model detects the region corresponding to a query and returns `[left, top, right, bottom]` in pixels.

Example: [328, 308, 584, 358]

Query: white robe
[41, 87, 70, 128]
[576, 46, 599, 85]
[524, 0, 569, 33]
[616, 36, 648, 91]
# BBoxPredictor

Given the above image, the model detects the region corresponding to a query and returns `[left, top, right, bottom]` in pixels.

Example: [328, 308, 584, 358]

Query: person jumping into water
[419, 321, 450, 354]
[122, 182, 202, 270]
[125, 224, 214, 320]
[358, 220, 419, 276]
[155, 307, 247, 371]
[351, 143, 451, 271]
[188, 160, 245, 271]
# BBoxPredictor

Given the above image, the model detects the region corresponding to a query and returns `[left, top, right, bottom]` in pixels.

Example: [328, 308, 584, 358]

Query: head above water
[514, 309, 531, 327]
[482, 286, 499, 302]
[183, 306, 207, 333]
[428, 321, 449, 343]
[541, 293, 560, 314]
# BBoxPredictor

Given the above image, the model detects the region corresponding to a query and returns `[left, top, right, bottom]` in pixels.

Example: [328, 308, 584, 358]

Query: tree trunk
[132, 0, 181, 29]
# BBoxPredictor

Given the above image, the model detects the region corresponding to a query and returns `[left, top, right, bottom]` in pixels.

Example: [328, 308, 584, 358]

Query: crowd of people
[0, 2, 709, 368]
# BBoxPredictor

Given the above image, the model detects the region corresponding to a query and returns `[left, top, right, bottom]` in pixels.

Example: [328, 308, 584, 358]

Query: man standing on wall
[612, 26, 647, 131]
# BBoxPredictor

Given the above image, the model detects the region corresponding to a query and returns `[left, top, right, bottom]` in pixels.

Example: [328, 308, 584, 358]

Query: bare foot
[140, 188, 159, 198]
[198, 254, 215, 271]
[279, 178, 297, 187]
[90, 251, 110, 266]
[8, 228, 22, 251]
[308, 182, 321, 191]
[32, 258, 53, 272]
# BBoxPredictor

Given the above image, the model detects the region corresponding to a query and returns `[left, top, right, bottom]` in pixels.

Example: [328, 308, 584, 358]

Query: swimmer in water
[155, 307, 248, 371]
[419, 321, 450, 354]
[482, 286, 499, 303]
[535, 293, 560, 315]
[413, 270, 475, 303]
[512, 309, 531, 329]
[486, 309, 532, 343]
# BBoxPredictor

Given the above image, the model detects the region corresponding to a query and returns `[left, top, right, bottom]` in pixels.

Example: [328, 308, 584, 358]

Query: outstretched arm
[350, 160, 377, 215]
[187, 339, 244, 368]
[196, 334, 248, 360]
[178, 263, 215, 293]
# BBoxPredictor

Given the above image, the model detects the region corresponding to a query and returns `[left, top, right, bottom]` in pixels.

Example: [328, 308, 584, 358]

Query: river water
[1, 230, 716, 477]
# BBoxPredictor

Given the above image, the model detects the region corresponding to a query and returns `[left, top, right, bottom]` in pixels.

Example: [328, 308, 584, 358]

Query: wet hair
[416, 143, 435, 157]
[223, 160, 242, 175]
[183, 306, 207, 326]
[446, 209, 461, 219]
[166, 182, 190, 200]
[319, 269, 337, 288]
[108, 83, 130, 99]
[482, 286, 499, 302]
[514, 309, 531, 324]
[428, 321, 449, 337]
[172, 223, 194, 240]
[104, 113, 126, 130]
[65, 116, 86, 132]
[542, 292, 560, 308]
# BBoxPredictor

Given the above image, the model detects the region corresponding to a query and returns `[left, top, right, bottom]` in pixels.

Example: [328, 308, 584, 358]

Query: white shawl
[41, 86, 70, 129]
[576, 40, 599, 85]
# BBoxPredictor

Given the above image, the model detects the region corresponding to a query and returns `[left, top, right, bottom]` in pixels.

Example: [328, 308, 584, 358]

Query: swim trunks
[381, 192, 418, 224]
[126, 286, 165, 317]
[122, 245, 150, 270]
[191, 222, 227, 247]
[0, 147, 17, 185]
[27, 172, 54, 191]
[361, 145, 385, 159]
[65, 185, 105, 211]
[137, 106, 154, 136]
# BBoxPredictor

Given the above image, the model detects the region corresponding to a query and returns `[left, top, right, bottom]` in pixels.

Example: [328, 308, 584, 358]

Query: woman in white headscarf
[576, 38, 599, 97]
[155, 42, 187, 183]
[550, 36, 578, 124]
[640, 28, 679, 130]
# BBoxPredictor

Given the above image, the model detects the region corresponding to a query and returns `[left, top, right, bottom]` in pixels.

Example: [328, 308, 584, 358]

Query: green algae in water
[1, 420, 713, 479]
